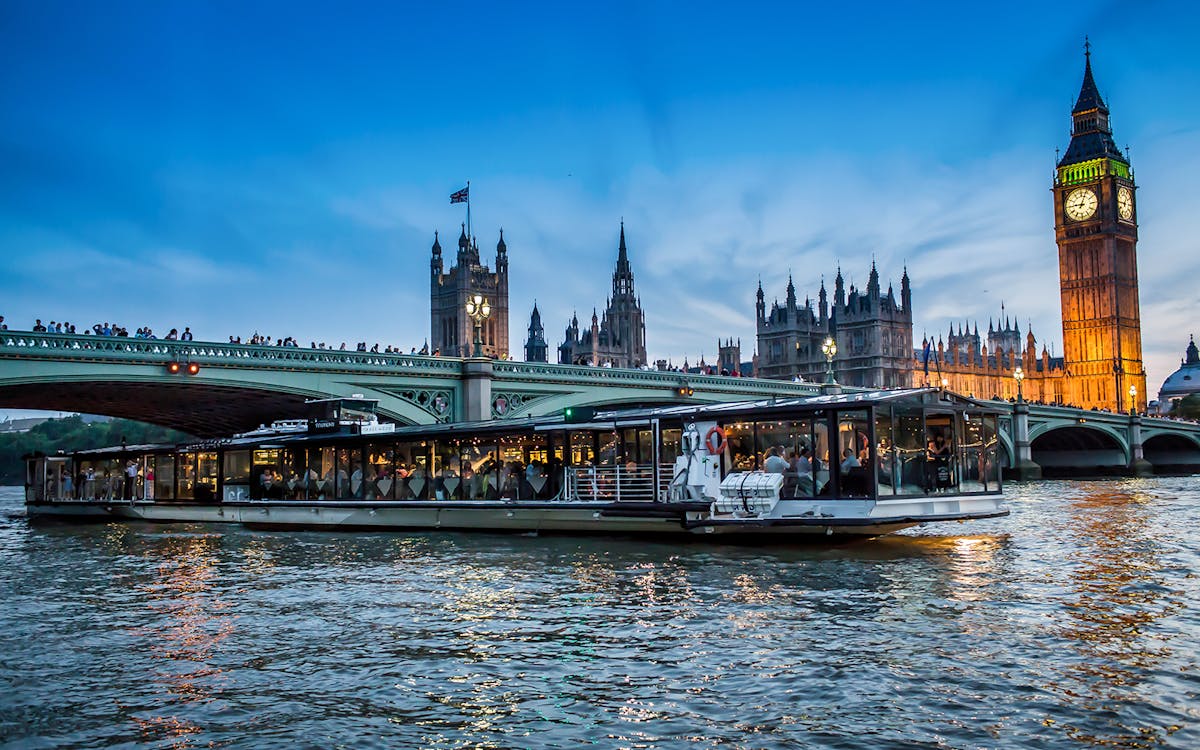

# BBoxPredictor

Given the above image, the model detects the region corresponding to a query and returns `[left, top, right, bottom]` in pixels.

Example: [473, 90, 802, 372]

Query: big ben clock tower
[1055, 44, 1146, 412]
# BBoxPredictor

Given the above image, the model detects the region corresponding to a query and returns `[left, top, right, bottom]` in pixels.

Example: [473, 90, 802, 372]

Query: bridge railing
[493, 360, 820, 393]
[0, 331, 463, 375]
[0, 331, 821, 393]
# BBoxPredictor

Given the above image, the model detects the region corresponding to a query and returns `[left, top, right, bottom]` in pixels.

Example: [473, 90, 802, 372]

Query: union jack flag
[450, 186, 469, 204]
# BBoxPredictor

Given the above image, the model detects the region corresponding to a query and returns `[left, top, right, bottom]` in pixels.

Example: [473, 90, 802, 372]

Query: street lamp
[1013, 365, 1025, 402]
[940, 377, 949, 390]
[1128, 384, 1137, 415]
[465, 294, 491, 358]
[821, 336, 838, 384]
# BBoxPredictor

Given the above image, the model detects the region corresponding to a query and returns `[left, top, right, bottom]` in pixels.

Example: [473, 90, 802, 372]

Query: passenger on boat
[839, 448, 860, 472]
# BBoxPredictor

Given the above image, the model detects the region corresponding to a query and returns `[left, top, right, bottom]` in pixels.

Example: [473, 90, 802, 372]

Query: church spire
[612, 221, 635, 298]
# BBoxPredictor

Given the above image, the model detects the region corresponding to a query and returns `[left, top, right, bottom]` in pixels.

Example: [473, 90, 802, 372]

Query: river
[1, 479, 1198, 749]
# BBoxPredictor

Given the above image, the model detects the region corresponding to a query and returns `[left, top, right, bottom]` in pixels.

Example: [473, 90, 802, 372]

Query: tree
[0, 416, 192, 485]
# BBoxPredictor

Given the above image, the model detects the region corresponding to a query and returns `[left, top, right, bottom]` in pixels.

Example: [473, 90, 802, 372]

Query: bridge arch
[0, 375, 435, 437]
[1029, 422, 1129, 476]
[1141, 432, 1200, 474]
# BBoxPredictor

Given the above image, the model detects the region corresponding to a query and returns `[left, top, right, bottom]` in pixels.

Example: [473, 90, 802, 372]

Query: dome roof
[1158, 335, 1200, 401]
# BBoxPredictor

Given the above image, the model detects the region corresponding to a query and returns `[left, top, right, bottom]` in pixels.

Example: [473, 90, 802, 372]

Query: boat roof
[62, 388, 999, 457]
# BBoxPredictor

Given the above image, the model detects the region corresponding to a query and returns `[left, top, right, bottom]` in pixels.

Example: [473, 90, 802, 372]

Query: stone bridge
[2, 331, 1198, 476]
[0, 331, 819, 434]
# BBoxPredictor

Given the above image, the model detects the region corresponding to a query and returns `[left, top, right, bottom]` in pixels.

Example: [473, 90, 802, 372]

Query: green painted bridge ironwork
[2, 331, 1199, 475]
[0, 331, 819, 435]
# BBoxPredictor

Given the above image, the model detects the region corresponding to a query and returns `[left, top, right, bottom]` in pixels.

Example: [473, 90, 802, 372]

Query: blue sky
[2, 1, 1199, 419]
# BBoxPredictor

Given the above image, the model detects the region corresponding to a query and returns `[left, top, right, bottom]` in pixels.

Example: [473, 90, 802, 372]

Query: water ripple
[2, 479, 1199, 748]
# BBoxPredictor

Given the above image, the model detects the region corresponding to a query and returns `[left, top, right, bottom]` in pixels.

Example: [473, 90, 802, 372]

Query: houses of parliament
[430, 49, 1148, 413]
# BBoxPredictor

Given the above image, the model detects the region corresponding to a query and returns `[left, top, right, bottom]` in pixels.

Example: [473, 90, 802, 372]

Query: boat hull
[23, 498, 1007, 540]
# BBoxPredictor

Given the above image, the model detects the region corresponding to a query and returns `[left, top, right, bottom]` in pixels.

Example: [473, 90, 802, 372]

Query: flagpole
[466, 180, 471, 244]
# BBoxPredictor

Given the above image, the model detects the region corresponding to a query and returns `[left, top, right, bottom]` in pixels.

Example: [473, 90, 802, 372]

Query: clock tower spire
[1054, 43, 1144, 412]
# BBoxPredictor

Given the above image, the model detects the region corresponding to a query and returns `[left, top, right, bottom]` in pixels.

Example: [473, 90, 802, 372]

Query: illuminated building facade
[1053, 47, 1146, 411]
[920, 48, 1146, 410]
[914, 315, 1066, 403]
[430, 226, 510, 358]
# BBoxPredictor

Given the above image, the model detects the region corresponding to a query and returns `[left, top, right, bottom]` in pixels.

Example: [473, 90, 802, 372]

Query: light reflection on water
[2, 479, 1199, 749]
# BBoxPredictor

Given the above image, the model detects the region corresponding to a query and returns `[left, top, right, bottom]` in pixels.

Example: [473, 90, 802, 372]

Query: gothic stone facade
[922, 49, 1145, 411]
[430, 226, 510, 358]
[558, 224, 648, 368]
[756, 264, 913, 388]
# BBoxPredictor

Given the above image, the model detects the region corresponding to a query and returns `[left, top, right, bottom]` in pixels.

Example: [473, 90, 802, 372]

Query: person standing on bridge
[181, 327, 193, 341]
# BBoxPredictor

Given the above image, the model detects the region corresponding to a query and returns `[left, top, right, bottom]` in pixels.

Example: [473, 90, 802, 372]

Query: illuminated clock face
[1117, 186, 1134, 220]
[1064, 187, 1098, 221]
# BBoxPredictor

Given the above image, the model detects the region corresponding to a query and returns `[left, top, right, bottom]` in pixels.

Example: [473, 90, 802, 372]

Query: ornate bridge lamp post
[821, 336, 838, 385]
[1013, 366, 1025, 402]
[465, 294, 491, 358]
[1128, 384, 1137, 415]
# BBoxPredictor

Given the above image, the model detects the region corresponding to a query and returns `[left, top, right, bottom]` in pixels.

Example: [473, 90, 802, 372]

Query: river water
[1, 480, 1198, 750]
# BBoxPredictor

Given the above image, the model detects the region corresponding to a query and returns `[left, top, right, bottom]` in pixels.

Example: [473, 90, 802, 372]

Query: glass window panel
[308, 446, 335, 499]
[196, 452, 218, 502]
[177, 452, 196, 500]
[874, 406, 896, 496]
[924, 413, 957, 493]
[252, 448, 284, 500]
[836, 410, 873, 498]
[723, 421, 755, 472]
[222, 450, 251, 502]
[982, 415, 1001, 490]
[154, 456, 174, 500]
[659, 427, 682, 466]
[569, 431, 595, 466]
[893, 406, 927, 497]
[959, 413, 985, 493]
[396, 441, 430, 499]
[434, 441, 462, 500]
[366, 443, 395, 500]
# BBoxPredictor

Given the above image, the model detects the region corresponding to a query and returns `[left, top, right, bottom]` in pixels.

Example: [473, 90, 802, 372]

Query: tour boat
[23, 389, 1008, 540]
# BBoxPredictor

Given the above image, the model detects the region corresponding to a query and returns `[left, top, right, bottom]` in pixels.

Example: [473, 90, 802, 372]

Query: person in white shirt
[839, 448, 860, 473]
[763, 446, 788, 473]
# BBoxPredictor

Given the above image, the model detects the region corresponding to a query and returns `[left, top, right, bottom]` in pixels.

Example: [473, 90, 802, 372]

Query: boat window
[924, 413, 957, 493]
[433, 441, 463, 501]
[279, 449, 304, 500]
[568, 431, 594, 467]
[335, 447, 362, 499]
[365, 444, 394, 500]
[836, 410, 874, 498]
[812, 417, 831, 496]
[223, 450, 251, 502]
[875, 407, 896, 497]
[307, 446, 335, 500]
[892, 404, 927, 497]
[196, 452, 218, 502]
[723, 421, 755, 471]
[959, 412, 1001, 493]
[252, 448, 284, 500]
[455, 442, 491, 500]
[597, 431, 620, 467]
[178, 452, 197, 500]
[660, 427, 683, 466]
[497, 433, 548, 500]
[396, 441, 430, 499]
[155, 456, 175, 501]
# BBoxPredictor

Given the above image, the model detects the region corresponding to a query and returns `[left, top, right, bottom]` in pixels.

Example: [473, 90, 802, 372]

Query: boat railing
[564, 464, 674, 502]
